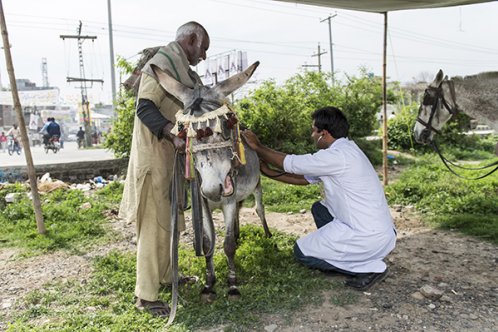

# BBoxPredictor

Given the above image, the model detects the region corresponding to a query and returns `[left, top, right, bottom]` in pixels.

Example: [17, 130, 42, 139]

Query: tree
[104, 56, 136, 158]
[235, 68, 400, 154]
[105, 64, 402, 158]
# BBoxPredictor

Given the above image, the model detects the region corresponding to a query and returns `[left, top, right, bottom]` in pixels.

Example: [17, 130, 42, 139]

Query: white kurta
[283, 138, 396, 273]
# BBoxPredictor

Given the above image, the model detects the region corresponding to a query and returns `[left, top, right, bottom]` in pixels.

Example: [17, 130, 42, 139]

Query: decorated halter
[416, 80, 458, 141]
[170, 104, 246, 179]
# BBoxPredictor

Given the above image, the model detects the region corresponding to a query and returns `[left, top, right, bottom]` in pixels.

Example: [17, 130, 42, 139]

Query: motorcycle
[7, 136, 21, 155]
[44, 135, 61, 154]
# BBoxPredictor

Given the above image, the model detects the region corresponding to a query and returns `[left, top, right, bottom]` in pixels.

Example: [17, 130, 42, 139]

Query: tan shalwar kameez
[119, 41, 202, 302]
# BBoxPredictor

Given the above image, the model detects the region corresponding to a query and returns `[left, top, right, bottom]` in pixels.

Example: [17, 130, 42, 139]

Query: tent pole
[382, 12, 388, 186]
[0, 0, 45, 234]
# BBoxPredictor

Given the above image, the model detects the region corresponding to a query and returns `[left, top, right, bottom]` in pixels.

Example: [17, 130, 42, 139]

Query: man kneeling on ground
[242, 106, 396, 291]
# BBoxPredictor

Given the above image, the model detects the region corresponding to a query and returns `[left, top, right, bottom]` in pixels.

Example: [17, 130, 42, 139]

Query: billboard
[201, 51, 248, 86]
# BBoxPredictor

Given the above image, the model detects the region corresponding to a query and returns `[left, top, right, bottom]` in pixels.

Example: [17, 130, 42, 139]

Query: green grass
[3, 149, 497, 330]
[6, 225, 337, 331]
[386, 154, 498, 244]
[243, 177, 321, 213]
[429, 214, 498, 241]
[0, 182, 123, 256]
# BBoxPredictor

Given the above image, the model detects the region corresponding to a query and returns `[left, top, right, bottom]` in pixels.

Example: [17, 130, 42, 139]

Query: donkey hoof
[227, 287, 241, 300]
[201, 288, 217, 304]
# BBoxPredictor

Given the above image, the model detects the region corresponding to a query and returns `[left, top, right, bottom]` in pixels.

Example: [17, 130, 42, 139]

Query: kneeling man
[242, 106, 396, 290]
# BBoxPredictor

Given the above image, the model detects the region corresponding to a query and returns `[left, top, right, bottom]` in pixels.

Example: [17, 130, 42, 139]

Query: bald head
[175, 21, 210, 66]
[176, 21, 208, 41]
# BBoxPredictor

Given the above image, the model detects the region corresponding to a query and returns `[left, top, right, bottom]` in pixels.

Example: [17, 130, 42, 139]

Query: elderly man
[119, 21, 209, 318]
[242, 107, 396, 291]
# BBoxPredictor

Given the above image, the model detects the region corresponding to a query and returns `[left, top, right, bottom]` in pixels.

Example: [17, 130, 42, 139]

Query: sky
[1, 0, 498, 105]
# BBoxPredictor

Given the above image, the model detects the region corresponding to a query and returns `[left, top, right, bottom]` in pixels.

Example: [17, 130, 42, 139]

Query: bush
[354, 138, 383, 167]
[236, 68, 401, 155]
[104, 56, 136, 158]
[386, 104, 418, 151]
[103, 90, 135, 158]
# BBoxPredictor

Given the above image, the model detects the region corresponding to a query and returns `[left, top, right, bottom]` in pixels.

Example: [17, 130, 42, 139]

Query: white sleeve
[283, 148, 345, 177]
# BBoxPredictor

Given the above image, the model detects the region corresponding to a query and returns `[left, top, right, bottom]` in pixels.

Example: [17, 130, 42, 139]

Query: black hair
[311, 106, 349, 139]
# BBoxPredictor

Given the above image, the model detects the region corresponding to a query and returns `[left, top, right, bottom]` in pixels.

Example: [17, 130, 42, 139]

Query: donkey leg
[234, 201, 243, 243]
[223, 201, 241, 299]
[254, 179, 272, 238]
[200, 202, 217, 303]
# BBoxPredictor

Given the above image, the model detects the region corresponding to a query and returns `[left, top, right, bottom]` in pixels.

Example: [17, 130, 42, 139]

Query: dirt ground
[1, 206, 497, 331]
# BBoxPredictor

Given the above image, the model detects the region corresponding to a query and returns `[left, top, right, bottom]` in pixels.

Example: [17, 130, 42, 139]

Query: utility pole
[107, 0, 116, 109]
[0, 0, 45, 234]
[41, 57, 49, 88]
[60, 21, 103, 147]
[303, 43, 326, 72]
[320, 13, 337, 84]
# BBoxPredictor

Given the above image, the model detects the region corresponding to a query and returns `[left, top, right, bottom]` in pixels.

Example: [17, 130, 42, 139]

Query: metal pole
[321, 14, 336, 84]
[107, 0, 116, 109]
[0, 0, 45, 234]
[382, 12, 389, 186]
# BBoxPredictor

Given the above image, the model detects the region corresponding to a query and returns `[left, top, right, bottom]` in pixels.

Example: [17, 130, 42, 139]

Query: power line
[6, 12, 498, 56]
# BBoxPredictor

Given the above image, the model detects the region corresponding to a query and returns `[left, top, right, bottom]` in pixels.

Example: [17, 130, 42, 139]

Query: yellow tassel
[236, 122, 246, 165]
[238, 141, 246, 165]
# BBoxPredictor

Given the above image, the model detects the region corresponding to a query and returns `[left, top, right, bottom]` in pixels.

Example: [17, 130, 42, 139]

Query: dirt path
[1, 207, 497, 331]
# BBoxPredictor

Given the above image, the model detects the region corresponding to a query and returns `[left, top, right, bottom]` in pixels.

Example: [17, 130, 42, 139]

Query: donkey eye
[423, 94, 435, 105]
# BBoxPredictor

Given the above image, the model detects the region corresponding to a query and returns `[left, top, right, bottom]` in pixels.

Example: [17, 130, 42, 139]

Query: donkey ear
[213, 61, 260, 97]
[433, 69, 445, 86]
[150, 64, 192, 104]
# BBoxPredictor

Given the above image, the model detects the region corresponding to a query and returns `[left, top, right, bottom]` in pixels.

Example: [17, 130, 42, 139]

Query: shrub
[386, 104, 418, 151]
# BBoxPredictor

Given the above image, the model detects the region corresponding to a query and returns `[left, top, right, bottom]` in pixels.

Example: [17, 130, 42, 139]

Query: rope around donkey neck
[191, 140, 233, 152]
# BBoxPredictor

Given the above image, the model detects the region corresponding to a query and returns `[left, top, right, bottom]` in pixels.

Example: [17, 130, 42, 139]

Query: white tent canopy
[272, 0, 495, 185]
[272, 1, 492, 12]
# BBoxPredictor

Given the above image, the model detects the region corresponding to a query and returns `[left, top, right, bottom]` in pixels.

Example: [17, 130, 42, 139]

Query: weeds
[7, 226, 336, 331]
[0, 183, 123, 256]
[386, 154, 498, 244]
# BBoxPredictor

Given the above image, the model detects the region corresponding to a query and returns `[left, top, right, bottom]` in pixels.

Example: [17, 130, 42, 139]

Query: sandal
[135, 299, 170, 318]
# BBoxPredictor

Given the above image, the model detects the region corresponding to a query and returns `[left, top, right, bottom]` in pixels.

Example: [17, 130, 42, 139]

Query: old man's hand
[163, 123, 185, 151]
[241, 129, 261, 150]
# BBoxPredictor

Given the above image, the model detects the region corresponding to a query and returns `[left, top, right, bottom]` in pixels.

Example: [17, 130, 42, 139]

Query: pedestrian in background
[0, 132, 7, 152]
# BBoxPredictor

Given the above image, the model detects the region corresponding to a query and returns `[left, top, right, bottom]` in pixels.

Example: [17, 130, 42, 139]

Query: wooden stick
[382, 12, 389, 186]
[0, 0, 45, 234]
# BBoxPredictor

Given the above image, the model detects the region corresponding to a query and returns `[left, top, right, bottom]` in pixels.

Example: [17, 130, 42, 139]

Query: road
[0, 141, 116, 167]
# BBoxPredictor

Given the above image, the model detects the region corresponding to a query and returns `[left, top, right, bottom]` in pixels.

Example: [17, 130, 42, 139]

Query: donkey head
[152, 62, 259, 201]
[413, 69, 457, 144]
